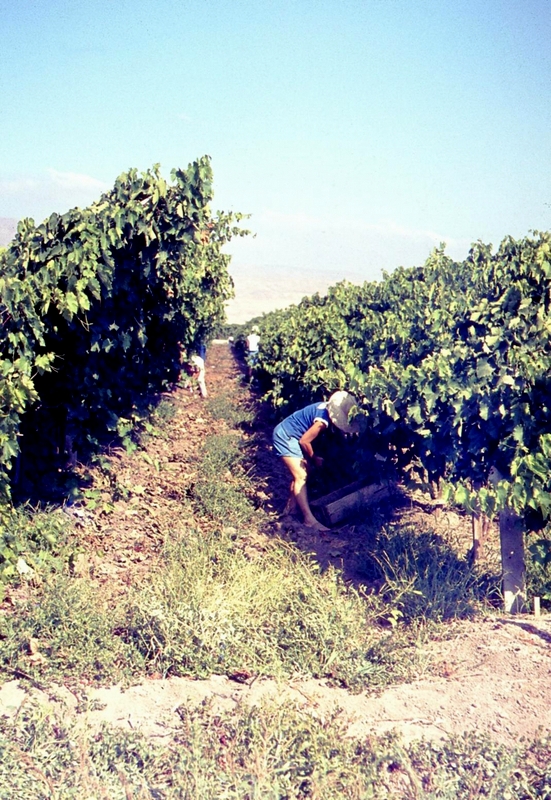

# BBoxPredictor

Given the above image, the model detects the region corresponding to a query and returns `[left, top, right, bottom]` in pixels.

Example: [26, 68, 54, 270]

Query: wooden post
[499, 506, 527, 614]
[488, 467, 526, 614]
[472, 514, 483, 562]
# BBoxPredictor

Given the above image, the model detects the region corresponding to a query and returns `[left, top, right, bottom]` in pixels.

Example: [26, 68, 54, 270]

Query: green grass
[0, 504, 74, 593]
[0, 575, 142, 683]
[1, 698, 550, 799]
[123, 528, 414, 688]
[3, 516, 436, 691]
[207, 391, 254, 427]
[192, 432, 257, 524]
[357, 526, 499, 624]
[0, 526, 417, 691]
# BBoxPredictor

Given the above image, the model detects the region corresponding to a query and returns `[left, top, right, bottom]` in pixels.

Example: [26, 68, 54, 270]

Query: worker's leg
[281, 456, 329, 531]
[283, 492, 298, 515]
[197, 371, 207, 398]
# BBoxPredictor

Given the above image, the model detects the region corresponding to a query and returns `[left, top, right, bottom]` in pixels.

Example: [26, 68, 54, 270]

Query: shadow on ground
[231, 346, 497, 612]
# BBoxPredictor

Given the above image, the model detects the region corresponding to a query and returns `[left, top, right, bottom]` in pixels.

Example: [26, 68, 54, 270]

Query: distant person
[245, 325, 260, 381]
[190, 353, 207, 398]
[272, 391, 359, 531]
[178, 343, 208, 398]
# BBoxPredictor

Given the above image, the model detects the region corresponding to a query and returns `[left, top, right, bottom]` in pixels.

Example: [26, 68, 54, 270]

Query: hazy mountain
[225, 262, 367, 324]
[0, 218, 17, 246]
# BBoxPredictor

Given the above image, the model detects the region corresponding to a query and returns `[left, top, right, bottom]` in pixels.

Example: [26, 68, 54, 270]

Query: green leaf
[512, 425, 524, 444]
[529, 539, 551, 567]
[476, 359, 494, 379]
[64, 292, 79, 315]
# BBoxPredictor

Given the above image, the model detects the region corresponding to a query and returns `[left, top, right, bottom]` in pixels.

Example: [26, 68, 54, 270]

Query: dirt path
[1, 343, 550, 747]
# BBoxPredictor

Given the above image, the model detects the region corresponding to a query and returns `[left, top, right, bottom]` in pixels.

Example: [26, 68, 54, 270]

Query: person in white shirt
[190, 354, 207, 398]
[245, 325, 260, 381]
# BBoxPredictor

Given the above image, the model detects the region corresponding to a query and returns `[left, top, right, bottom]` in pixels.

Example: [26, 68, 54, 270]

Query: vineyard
[0, 156, 247, 507]
[250, 235, 551, 612]
[0, 162, 551, 796]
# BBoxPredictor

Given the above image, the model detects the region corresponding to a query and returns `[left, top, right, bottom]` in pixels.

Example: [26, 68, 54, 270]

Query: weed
[199, 432, 243, 473]
[1, 698, 550, 799]
[207, 392, 253, 427]
[407, 732, 551, 798]
[358, 526, 498, 623]
[151, 397, 177, 425]
[0, 504, 73, 588]
[192, 433, 256, 523]
[195, 476, 255, 523]
[123, 529, 412, 689]
[0, 526, 414, 691]
[0, 575, 142, 683]
[85, 454, 130, 504]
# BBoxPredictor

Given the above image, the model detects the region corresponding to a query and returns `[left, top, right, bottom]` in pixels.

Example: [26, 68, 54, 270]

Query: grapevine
[0, 157, 248, 497]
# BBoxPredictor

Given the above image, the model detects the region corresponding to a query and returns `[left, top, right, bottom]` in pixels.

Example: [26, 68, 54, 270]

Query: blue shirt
[281, 402, 330, 439]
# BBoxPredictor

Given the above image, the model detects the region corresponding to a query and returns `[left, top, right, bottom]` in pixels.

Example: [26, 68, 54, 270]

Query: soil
[1, 342, 550, 748]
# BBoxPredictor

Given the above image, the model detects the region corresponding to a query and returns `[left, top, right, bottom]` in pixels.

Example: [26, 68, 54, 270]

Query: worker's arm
[299, 420, 327, 466]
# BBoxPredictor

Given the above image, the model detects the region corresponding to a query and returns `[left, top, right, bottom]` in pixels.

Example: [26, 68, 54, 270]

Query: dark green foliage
[0, 504, 72, 585]
[253, 234, 551, 524]
[0, 157, 247, 497]
[527, 529, 551, 608]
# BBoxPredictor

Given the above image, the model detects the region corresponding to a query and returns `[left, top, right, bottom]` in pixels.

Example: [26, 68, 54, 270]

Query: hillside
[225, 262, 368, 323]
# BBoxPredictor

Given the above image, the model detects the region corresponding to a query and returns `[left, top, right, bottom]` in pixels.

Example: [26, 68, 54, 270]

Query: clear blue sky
[1, 0, 550, 311]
